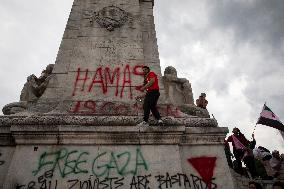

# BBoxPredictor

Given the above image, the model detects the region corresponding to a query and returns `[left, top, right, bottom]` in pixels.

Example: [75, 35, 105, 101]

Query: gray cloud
[155, 0, 284, 151]
[208, 0, 284, 48]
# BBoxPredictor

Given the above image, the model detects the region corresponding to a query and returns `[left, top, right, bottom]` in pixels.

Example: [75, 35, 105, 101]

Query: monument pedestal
[0, 115, 235, 189]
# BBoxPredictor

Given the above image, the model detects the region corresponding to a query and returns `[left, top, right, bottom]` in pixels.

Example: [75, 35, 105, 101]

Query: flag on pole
[257, 104, 284, 132]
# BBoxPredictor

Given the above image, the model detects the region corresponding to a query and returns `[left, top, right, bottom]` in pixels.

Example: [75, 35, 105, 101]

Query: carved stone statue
[162, 66, 210, 118]
[2, 64, 54, 115]
[162, 66, 194, 105]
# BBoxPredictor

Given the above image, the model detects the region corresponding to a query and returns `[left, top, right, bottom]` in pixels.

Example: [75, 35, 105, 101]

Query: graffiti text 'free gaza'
[32, 148, 148, 178]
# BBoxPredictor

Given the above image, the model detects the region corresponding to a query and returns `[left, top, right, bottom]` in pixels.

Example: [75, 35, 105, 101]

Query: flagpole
[251, 123, 257, 140]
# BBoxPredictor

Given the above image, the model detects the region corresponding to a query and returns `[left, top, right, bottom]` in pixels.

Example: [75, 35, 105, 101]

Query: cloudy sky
[0, 0, 284, 152]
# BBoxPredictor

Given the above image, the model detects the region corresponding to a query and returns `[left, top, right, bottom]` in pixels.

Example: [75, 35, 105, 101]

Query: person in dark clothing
[136, 66, 163, 126]
[243, 134, 258, 178]
[225, 127, 257, 178]
[224, 142, 234, 168]
[196, 93, 208, 109]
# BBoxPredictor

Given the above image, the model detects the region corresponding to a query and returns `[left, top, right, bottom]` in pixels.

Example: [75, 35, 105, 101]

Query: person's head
[273, 181, 284, 189]
[248, 181, 263, 189]
[142, 66, 150, 75]
[200, 93, 206, 97]
[198, 93, 206, 99]
[232, 127, 240, 135]
[272, 150, 280, 159]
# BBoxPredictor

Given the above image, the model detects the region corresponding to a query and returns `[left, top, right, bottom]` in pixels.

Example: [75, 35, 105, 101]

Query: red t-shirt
[146, 71, 159, 91]
[226, 133, 250, 150]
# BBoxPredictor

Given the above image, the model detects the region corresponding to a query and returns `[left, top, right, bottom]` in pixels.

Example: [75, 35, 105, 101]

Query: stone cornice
[0, 115, 223, 145]
[0, 115, 218, 127]
[0, 125, 227, 145]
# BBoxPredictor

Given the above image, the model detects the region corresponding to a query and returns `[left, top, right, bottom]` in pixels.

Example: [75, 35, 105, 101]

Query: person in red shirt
[136, 66, 163, 126]
[196, 93, 208, 109]
[225, 127, 256, 177]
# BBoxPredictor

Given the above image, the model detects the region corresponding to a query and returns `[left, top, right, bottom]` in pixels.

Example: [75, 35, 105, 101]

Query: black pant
[243, 155, 257, 178]
[233, 149, 245, 175]
[143, 90, 161, 122]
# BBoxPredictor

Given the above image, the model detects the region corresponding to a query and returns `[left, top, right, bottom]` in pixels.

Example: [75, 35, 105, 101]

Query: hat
[142, 66, 150, 70]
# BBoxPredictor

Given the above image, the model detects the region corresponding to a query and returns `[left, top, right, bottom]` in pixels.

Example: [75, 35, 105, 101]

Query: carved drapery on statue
[2, 64, 54, 115]
[163, 66, 194, 105]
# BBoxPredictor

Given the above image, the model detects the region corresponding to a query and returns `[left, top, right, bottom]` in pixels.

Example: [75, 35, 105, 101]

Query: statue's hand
[27, 74, 36, 81]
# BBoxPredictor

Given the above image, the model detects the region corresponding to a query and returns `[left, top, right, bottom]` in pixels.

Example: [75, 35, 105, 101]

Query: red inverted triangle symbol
[187, 156, 217, 189]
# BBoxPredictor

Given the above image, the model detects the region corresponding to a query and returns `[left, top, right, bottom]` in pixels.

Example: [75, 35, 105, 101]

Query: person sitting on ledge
[196, 93, 208, 109]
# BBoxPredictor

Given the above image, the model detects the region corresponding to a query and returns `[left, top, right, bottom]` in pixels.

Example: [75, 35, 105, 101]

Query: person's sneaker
[158, 119, 164, 126]
[136, 121, 149, 127]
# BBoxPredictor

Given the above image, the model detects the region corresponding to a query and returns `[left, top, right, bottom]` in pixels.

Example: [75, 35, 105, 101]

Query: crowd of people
[225, 127, 284, 188]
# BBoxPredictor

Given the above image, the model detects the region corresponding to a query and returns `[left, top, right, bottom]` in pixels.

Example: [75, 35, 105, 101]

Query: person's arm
[205, 100, 208, 106]
[140, 78, 155, 91]
[196, 99, 199, 105]
[225, 135, 233, 143]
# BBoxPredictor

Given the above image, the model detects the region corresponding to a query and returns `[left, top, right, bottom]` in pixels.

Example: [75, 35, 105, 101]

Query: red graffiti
[70, 100, 183, 117]
[72, 65, 144, 99]
[71, 101, 132, 115]
[105, 67, 120, 96]
[187, 156, 217, 189]
[164, 105, 182, 118]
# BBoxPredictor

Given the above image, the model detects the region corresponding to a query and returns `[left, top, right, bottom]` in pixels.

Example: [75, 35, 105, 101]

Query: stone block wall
[0, 122, 235, 189]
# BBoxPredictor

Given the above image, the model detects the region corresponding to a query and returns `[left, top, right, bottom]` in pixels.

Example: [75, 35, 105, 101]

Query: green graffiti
[135, 148, 148, 173]
[33, 148, 148, 178]
[33, 148, 89, 178]
[92, 148, 148, 177]
[116, 151, 132, 175]
[92, 151, 108, 177]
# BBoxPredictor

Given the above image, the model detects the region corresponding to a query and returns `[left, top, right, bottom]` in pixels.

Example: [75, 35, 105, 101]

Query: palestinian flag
[257, 104, 284, 132]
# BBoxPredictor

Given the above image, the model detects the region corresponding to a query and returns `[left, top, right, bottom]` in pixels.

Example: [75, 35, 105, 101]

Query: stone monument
[0, 0, 236, 188]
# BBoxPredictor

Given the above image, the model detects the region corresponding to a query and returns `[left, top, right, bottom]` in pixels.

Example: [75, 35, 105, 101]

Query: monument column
[32, 0, 163, 116]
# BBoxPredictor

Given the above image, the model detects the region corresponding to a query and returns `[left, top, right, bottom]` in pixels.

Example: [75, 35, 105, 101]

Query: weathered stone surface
[162, 66, 194, 105]
[0, 115, 217, 127]
[2, 0, 204, 118]
[35, 0, 162, 115]
[0, 124, 234, 189]
[0, 146, 15, 187]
